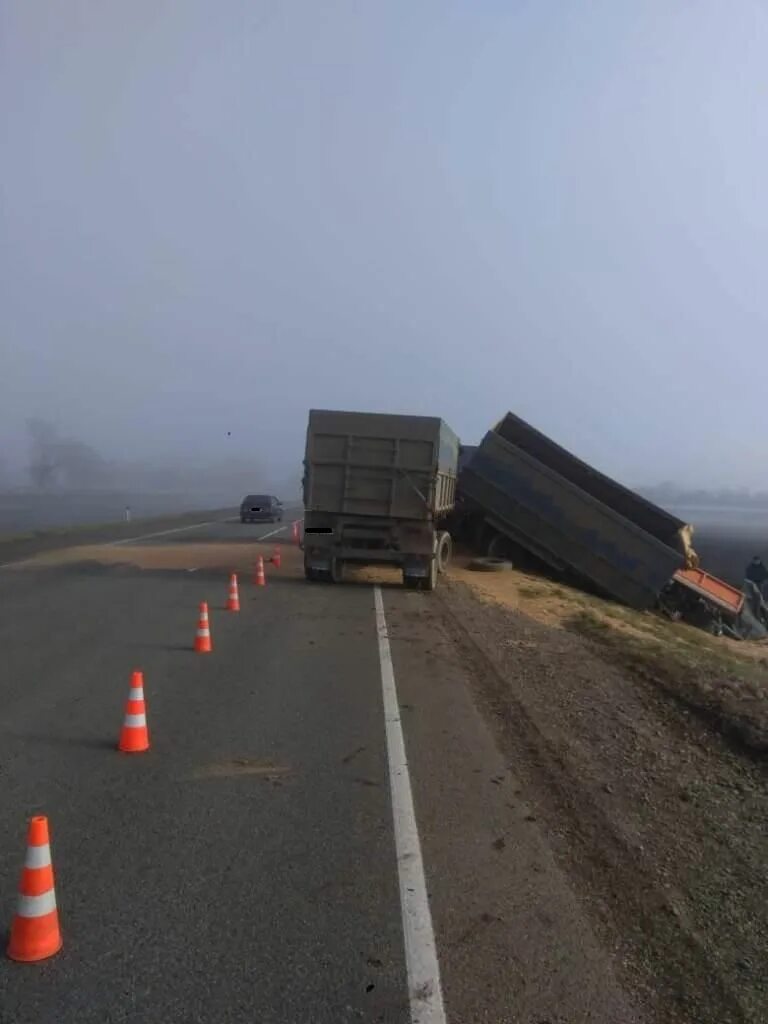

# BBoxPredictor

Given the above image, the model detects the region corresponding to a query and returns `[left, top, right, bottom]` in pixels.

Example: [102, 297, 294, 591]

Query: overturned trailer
[456, 411, 757, 626]
[491, 412, 698, 566]
[458, 424, 685, 609]
[456, 413, 747, 624]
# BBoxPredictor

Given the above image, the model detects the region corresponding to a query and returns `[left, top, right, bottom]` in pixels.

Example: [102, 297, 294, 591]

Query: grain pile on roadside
[4, 540, 304, 577]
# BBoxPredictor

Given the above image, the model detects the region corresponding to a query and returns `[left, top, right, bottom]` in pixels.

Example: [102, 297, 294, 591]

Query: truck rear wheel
[404, 556, 439, 591]
[422, 556, 438, 591]
[436, 532, 452, 573]
[304, 551, 325, 581]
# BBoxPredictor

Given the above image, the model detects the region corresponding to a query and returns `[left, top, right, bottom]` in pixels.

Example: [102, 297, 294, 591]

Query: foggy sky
[2, 1, 767, 489]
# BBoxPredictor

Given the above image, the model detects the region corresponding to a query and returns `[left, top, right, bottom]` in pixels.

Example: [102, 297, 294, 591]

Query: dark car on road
[240, 494, 283, 524]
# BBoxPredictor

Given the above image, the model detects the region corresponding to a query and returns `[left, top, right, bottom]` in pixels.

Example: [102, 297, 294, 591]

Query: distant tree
[26, 418, 110, 489]
[56, 439, 109, 487]
[27, 418, 60, 488]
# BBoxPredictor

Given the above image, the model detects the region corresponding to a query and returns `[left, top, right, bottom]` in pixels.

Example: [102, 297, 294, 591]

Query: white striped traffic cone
[118, 670, 149, 752]
[7, 816, 63, 962]
[194, 602, 212, 653]
[226, 573, 240, 611]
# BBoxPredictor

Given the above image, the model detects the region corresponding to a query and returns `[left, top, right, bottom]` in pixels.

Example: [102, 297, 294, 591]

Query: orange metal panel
[673, 568, 744, 614]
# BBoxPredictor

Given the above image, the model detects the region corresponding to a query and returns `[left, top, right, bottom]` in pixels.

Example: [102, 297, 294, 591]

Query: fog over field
[2, 3, 767, 543]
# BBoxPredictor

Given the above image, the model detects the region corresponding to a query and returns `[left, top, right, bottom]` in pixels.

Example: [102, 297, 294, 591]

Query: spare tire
[468, 556, 513, 572]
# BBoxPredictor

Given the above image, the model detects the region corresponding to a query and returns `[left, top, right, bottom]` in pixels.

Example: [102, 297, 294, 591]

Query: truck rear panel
[304, 409, 458, 521]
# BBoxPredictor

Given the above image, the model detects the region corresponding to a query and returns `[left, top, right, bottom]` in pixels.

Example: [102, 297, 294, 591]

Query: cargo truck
[457, 412, 746, 628]
[492, 412, 698, 565]
[302, 409, 459, 589]
[457, 415, 688, 610]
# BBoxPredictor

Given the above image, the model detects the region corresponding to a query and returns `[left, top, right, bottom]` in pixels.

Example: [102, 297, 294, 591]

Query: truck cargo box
[493, 411, 689, 549]
[460, 429, 684, 609]
[304, 409, 458, 522]
[458, 444, 478, 473]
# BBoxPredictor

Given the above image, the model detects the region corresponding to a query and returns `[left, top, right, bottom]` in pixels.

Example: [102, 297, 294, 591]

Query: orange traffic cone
[194, 602, 212, 653]
[292, 521, 300, 545]
[226, 573, 240, 612]
[271, 548, 281, 569]
[254, 556, 266, 587]
[118, 670, 149, 753]
[7, 816, 63, 962]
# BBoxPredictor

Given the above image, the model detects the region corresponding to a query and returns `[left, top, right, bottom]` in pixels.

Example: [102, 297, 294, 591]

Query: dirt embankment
[440, 559, 768, 1024]
[452, 558, 768, 754]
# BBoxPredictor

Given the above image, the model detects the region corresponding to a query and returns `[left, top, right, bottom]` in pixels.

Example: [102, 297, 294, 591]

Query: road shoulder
[434, 575, 767, 1024]
[382, 583, 644, 1024]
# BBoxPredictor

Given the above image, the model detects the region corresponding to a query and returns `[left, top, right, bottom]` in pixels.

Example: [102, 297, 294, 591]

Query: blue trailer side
[493, 411, 688, 548]
[459, 428, 684, 609]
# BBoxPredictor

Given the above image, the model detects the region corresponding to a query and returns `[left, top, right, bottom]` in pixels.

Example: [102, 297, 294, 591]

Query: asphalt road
[0, 515, 642, 1024]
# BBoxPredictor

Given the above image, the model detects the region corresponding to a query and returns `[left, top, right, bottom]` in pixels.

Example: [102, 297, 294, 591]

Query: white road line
[254, 524, 287, 542]
[374, 585, 448, 1024]
[110, 520, 220, 546]
[115, 515, 289, 546]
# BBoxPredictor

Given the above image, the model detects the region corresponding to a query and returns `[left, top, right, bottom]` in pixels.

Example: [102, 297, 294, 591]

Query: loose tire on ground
[468, 556, 513, 572]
